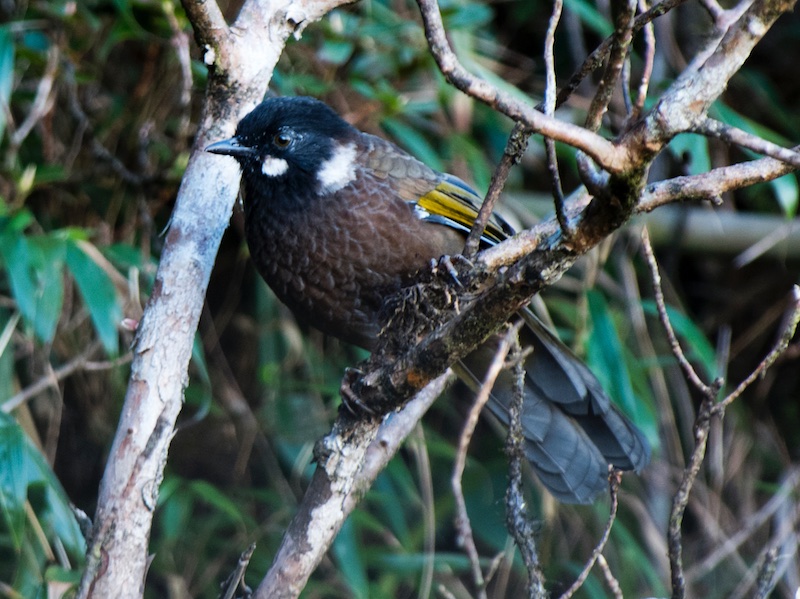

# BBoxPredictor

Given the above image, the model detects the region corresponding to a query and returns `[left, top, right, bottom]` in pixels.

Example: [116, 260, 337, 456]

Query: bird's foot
[340, 367, 376, 416]
[430, 254, 473, 288]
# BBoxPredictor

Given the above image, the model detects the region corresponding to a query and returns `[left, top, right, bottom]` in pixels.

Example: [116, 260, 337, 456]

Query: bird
[206, 95, 650, 503]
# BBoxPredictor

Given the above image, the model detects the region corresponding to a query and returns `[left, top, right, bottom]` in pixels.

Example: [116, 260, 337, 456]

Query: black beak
[205, 137, 257, 158]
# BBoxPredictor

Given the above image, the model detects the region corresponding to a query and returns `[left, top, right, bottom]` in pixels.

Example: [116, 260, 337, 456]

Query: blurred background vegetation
[1, 0, 799, 597]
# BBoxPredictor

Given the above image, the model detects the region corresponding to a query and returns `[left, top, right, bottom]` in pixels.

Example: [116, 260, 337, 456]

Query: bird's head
[206, 96, 359, 198]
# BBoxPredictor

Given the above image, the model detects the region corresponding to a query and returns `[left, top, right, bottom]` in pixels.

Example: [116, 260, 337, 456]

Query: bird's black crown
[234, 96, 354, 150]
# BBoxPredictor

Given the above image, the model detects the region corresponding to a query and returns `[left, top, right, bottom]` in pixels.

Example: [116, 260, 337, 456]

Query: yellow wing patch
[415, 175, 514, 246]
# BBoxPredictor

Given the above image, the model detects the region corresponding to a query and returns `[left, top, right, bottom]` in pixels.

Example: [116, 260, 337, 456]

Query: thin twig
[630, 0, 656, 122]
[637, 152, 797, 211]
[698, 0, 727, 23]
[641, 228, 719, 397]
[163, 0, 194, 144]
[1, 342, 118, 413]
[554, 0, 690, 109]
[686, 470, 800, 581]
[9, 45, 59, 149]
[542, 0, 570, 238]
[220, 543, 256, 599]
[558, 471, 621, 599]
[504, 341, 545, 599]
[693, 119, 800, 168]
[409, 426, 435, 599]
[415, 0, 624, 171]
[668, 398, 714, 599]
[754, 547, 779, 599]
[452, 323, 521, 599]
[596, 554, 623, 599]
[713, 286, 800, 413]
[463, 123, 530, 259]
[642, 228, 724, 599]
[585, 0, 637, 132]
[63, 61, 150, 186]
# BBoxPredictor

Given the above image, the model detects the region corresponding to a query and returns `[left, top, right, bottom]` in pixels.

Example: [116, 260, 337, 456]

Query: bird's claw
[430, 254, 472, 288]
[340, 367, 375, 416]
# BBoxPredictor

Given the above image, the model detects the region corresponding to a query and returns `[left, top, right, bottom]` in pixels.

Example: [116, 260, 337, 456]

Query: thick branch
[77, 1, 353, 597]
[254, 373, 452, 599]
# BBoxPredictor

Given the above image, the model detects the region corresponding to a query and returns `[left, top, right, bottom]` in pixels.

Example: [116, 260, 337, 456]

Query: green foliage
[1, 0, 798, 596]
[0, 411, 85, 598]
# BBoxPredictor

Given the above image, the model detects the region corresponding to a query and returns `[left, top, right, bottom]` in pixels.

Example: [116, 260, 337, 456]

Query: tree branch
[253, 372, 452, 599]
[414, 0, 628, 173]
[77, 0, 354, 597]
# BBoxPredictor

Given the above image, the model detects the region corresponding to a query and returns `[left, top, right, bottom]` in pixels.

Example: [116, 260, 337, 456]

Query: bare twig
[641, 228, 719, 397]
[1, 342, 123, 413]
[254, 372, 453, 599]
[584, 0, 637, 132]
[542, 0, 570, 238]
[642, 228, 723, 599]
[179, 0, 229, 49]
[668, 398, 714, 599]
[408, 426, 436, 599]
[504, 340, 546, 599]
[699, 0, 727, 22]
[555, 0, 690, 109]
[596, 554, 623, 599]
[630, 0, 656, 122]
[163, 0, 194, 143]
[713, 286, 800, 413]
[9, 45, 59, 149]
[693, 120, 800, 168]
[219, 543, 256, 599]
[414, 0, 626, 172]
[464, 123, 530, 259]
[686, 470, 800, 581]
[63, 61, 149, 186]
[452, 324, 520, 598]
[637, 153, 796, 211]
[754, 547, 779, 599]
[558, 471, 621, 599]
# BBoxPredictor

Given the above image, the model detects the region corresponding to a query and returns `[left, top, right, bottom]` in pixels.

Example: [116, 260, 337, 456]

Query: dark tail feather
[455, 310, 650, 504]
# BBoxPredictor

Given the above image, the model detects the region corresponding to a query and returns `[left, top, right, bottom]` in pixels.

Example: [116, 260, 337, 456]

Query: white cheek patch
[317, 143, 357, 193]
[261, 156, 289, 177]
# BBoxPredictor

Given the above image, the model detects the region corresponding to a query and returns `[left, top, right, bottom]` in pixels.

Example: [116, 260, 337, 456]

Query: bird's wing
[413, 174, 515, 246]
[359, 135, 513, 246]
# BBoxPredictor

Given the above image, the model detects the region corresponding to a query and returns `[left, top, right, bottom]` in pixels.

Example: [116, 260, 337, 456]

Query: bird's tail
[455, 309, 650, 504]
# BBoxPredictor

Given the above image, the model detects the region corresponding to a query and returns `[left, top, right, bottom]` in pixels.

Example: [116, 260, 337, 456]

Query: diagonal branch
[253, 372, 453, 599]
[414, 0, 627, 173]
[692, 119, 800, 167]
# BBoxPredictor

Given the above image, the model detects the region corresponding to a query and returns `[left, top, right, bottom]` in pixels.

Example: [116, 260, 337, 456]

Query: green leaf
[0, 411, 27, 550]
[187, 480, 250, 528]
[667, 133, 711, 176]
[0, 26, 14, 143]
[332, 518, 369, 599]
[563, 0, 613, 37]
[0, 412, 86, 560]
[0, 229, 66, 344]
[65, 241, 121, 354]
[586, 291, 656, 438]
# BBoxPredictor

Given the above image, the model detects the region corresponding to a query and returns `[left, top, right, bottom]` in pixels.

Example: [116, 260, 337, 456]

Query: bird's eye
[273, 131, 293, 148]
